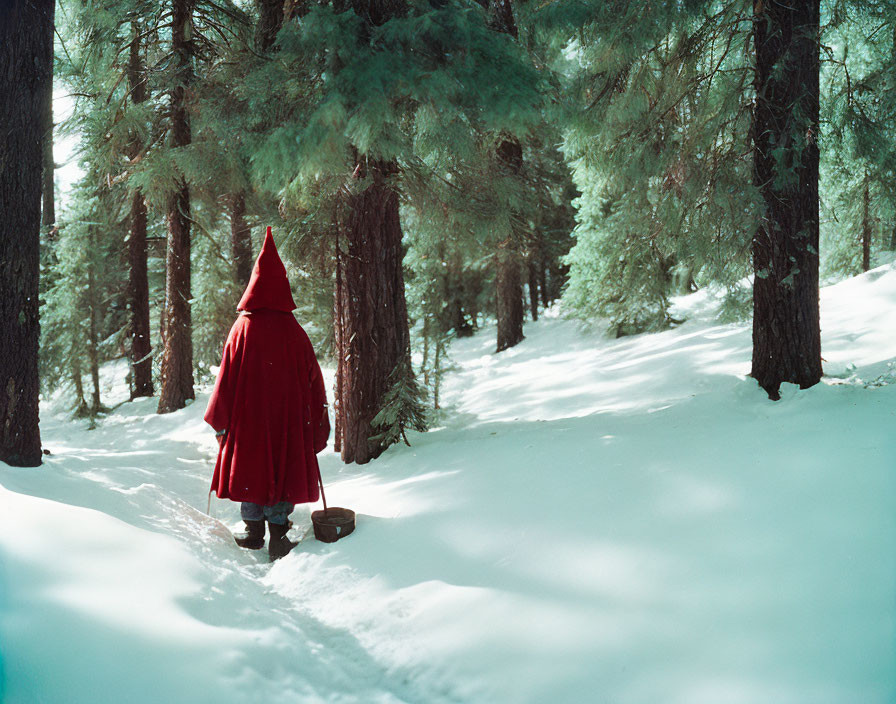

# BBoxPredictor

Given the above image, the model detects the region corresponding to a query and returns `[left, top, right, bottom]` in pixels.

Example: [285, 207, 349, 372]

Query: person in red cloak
[205, 227, 330, 561]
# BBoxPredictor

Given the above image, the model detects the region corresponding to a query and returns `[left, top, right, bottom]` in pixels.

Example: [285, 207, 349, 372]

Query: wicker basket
[311, 507, 355, 543]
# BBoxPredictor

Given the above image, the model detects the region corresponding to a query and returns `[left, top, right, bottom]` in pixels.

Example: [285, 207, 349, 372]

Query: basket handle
[317, 464, 329, 516]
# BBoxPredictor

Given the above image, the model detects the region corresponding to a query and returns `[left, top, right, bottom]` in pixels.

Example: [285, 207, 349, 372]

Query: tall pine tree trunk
[861, 172, 871, 273]
[72, 352, 88, 418]
[230, 192, 253, 288]
[222, 0, 286, 294]
[333, 229, 344, 455]
[87, 227, 102, 416]
[41, 85, 54, 232]
[751, 0, 822, 400]
[335, 158, 411, 464]
[127, 22, 153, 399]
[0, 0, 53, 466]
[333, 0, 414, 464]
[128, 188, 153, 398]
[496, 238, 525, 351]
[495, 139, 525, 352]
[489, 0, 525, 352]
[255, 0, 287, 51]
[158, 0, 195, 413]
[527, 242, 540, 321]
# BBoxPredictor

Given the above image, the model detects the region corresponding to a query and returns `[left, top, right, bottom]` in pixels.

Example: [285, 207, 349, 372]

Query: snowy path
[1, 399, 420, 703]
[2, 265, 895, 704]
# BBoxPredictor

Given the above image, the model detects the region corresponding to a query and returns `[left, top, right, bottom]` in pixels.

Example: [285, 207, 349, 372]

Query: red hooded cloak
[204, 227, 330, 506]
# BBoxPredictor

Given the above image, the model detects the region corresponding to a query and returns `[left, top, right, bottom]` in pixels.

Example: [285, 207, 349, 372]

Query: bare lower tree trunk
[72, 353, 88, 417]
[448, 294, 473, 337]
[861, 172, 871, 273]
[127, 22, 153, 399]
[335, 159, 411, 464]
[158, 0, 195, 413]
[0, 0, 53, 466]
[331, 0, 410, 463]
[333, 229, 344, 455]
[128, 190, 154, 398]
[41, 87, 54, 232]
[751, 0, 822, 399]
[230, 192, 253, 289]
[489, 2, 526, 353]
[494, 138, 525, 352]
[87, 230, 102, 416]
[496, 237, 525, 351]
[433, 341, 442, 411]
[527, 245, 539, 322]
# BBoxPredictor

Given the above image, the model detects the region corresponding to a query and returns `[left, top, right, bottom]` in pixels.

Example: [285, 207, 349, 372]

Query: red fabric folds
[205, 228, 329, 506]
[237, 225, 298, 313]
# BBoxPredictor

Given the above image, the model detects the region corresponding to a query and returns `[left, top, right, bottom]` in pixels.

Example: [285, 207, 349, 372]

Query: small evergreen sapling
[370, 359, 429, 448]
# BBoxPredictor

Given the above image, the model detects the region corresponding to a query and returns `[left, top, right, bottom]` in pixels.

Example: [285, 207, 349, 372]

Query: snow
[2, 264, 895, 704]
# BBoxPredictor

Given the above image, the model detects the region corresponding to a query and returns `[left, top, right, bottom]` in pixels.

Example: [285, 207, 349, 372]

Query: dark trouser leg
[235, 502, 266, 549]
[263, 501, 294, 525]
[266, 502, 297, 561]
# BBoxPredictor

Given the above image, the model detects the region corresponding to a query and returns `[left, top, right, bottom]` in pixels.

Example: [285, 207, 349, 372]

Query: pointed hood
[237, 227, 297, 312]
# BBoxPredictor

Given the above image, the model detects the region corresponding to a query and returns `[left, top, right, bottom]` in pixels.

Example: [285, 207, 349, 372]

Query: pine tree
[335, 155, 414, 464]
[56, 0, 165, 407]
[157, 0, 198, 413]
[126, 19, 154, 398]
[0, 0, 54, 466]
[751, 0, 823, 399]
[820, 5, 896, 278]
[251, 0, 545, 460]
[489, 0, 526, 353]
[538, 1, 756, 334]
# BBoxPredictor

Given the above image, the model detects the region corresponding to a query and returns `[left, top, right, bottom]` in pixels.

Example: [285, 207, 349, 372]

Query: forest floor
[1, 264, 895, 704]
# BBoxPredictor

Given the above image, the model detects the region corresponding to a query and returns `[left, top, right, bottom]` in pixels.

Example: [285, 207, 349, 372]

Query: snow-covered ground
[2, 265, 895, 704]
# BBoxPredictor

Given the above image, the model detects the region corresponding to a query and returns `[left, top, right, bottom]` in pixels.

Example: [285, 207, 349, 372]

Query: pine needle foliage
[821, 2, 896, 276]
[370, 358, 430, 448]
[535, 0, 757, 333]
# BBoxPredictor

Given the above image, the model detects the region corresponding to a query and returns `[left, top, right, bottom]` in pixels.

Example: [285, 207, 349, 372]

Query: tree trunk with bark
[333, 229, 344, 455]
[0, 0, 53, 466]
[496, 236, 525, 351]
[230, 192, 253, 289]
[751, 0, 822, 400]
[158, 0, 196, 413]
[128, 188, 154, 398]
[87, 227, 102, 416]
[527, 243, 540, 321]
[72, 353, 88, 418]
[489, 0, 525, 352]
[331, 0, 413, 464]
[41, 85, 54, 232]
[334, 159, 412, 464]
[255, 0, 287, 51]
[227, 0, 286, 295]
[861, 172, 871, 273]
[127, 21, 154, 399]
[495, 138, 525, 352]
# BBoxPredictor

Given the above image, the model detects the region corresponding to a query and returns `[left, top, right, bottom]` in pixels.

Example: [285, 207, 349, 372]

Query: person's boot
[268, 521, 298, 562]
[233, 519, 265, 550]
